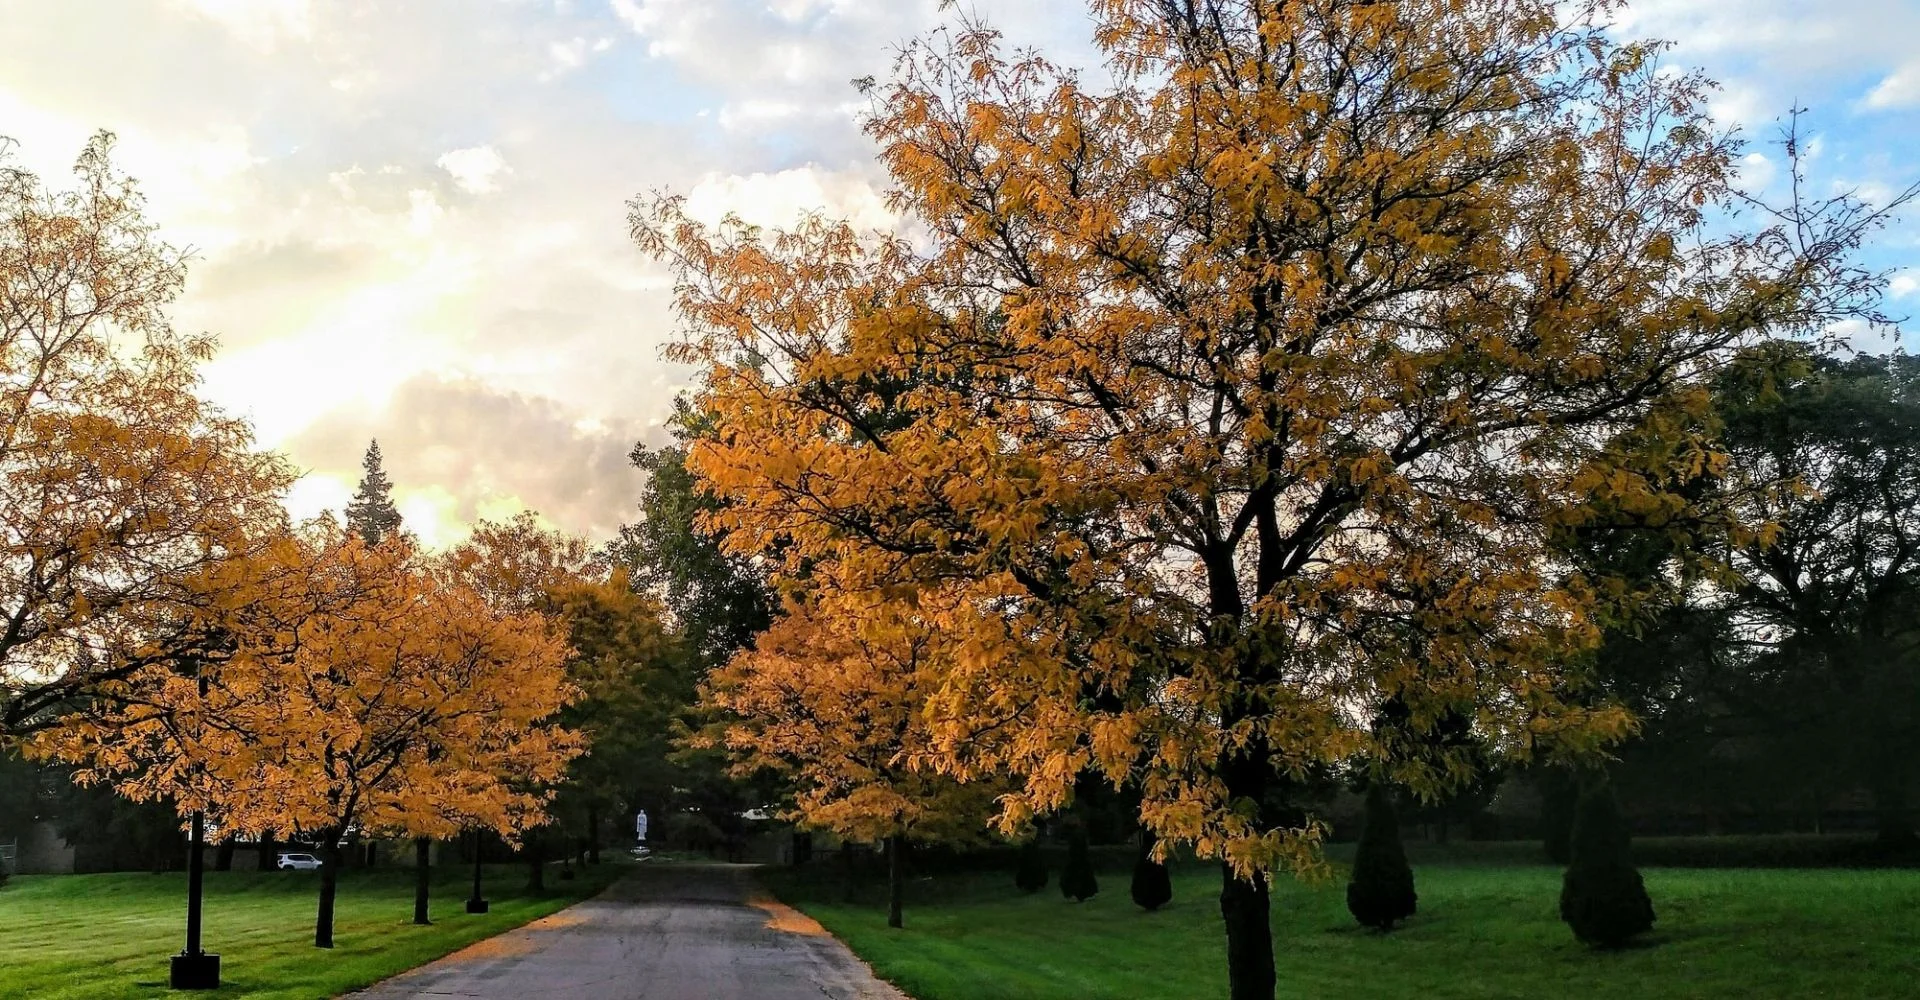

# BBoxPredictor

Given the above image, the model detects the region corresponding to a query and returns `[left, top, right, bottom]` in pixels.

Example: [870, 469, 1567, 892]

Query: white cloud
[684, 166, 896, 232]
[1735, 152, 1777, 194]
[170, 0, 312, 53]
[436, 145, 510, 195]
[1892, 271, 1919, 300]
[1866, 65, 1920, 110]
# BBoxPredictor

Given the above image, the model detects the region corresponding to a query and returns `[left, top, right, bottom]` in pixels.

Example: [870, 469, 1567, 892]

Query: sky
[0, 0, 1915, 547]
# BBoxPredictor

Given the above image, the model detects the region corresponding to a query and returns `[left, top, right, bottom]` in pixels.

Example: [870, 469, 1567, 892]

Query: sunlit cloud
[2, 0, 1913, 544]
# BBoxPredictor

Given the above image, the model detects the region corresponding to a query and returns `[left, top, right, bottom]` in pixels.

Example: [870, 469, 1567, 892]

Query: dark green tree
[1346, 781, 1417, 930]
[1014, 837, 1048, 894]
[344, 439, 403, 546]
[1130, 830, 1172, 911]
[611, 397, 782, 847]
[615, 398, 774, 664]
[1714, 346, 1920, 846]
[1060, 825, 1098, 902]
[1559, 772, 1655, 947]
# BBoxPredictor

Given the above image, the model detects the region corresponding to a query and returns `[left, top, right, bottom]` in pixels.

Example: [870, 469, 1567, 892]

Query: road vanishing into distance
[348, 863, 905, 1000]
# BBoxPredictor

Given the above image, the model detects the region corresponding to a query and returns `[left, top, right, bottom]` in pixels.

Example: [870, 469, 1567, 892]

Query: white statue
[634, 809, 649, 844]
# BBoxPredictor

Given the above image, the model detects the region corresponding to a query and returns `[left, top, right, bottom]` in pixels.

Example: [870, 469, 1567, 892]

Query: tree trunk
[886, 835, 904, 929]
[413, 837, 432, 925]
[258, 831, 278, 871]
[526, 829, 545, 892]
[587, 804, 600, 864]
[315, 842, 343, 948]
[841, 840, 857, 903]
[215, 836, 236, 872]
[1218, 748, 1276, 1000]
[1220, 862, 1275, 1000]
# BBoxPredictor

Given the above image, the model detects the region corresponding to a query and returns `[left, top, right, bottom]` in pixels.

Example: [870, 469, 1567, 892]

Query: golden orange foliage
[701, 580, 1000, 846]
[33, 522, 581, 847]
[441, 513, 684, 816]
[635, 0, 1885, 906]
[438, 510, 599, 613]
[0, 133, 294, 735]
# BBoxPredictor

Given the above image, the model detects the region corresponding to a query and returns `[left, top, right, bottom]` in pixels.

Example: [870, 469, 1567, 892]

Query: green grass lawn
[0, 860, 625, 1000]
[764, 851, 1920, 1000]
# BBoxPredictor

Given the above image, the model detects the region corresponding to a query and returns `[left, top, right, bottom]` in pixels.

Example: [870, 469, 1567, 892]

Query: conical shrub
[1014, 838, 1049, 894]
[1346, 781, 1417, 930]
[1559, 772, 1655, 947]
[1130, 831, 1172, 911]
[1060, 826, 1098, 902]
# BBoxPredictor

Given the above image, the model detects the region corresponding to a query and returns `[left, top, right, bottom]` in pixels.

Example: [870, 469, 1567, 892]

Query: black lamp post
[465, 829, 489, 914]
[170, 671, 220, 989]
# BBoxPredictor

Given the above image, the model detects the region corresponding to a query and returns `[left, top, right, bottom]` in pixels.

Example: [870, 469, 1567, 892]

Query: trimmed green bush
[1560, 773, 1656, 947]
[1129, 832, 1171, 911]
[1014, 838, 1048, 894]
[1060, 827, 1098, 902]
[1346, 781, 1417, 930]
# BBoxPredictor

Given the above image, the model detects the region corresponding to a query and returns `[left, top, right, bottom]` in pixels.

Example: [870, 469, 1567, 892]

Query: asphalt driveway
[347, 863, 905, 1000]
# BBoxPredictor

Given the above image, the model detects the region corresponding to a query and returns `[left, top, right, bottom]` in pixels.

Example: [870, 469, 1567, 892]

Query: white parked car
[277, 852, 323, 871]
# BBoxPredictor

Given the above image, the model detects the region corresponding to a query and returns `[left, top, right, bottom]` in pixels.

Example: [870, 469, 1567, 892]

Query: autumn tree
[36, 524, 581, 947]
[636, 1, 1902, 994]
[443, 512, 701, 886]
[0, 132, 294, 737]
[345, 440, 404, 547]
[700, 584, 1000, 930]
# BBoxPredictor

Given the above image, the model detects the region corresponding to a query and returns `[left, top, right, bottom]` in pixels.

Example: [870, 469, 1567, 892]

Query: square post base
[465, 898, 489, 914]
[169, 952, 221, 990]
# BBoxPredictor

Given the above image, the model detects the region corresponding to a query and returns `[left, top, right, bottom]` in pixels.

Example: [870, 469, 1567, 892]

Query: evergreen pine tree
[1559, 771, 1655, 947]
[1129, 830, 1172, 911]
[1059, 825, 1098, 902]
[345, 439, 404, 546]
[1346, 781, 1417, 930]
[1014, 837, 1048, 894]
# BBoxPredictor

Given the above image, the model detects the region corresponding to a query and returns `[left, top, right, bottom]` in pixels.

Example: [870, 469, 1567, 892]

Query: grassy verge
[0, 859, 625, 1000]
[763, 855, 1920, 999]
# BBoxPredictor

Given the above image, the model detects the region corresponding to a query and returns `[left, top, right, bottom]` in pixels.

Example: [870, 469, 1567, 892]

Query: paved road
[348, 863, 906, 1000]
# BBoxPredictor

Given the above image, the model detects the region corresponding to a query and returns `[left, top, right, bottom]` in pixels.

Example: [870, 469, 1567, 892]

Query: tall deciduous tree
[1715, 345, 1920, 845]
[0, 133, 294, 737]
[699, 583, 1000, 929]
[345, 440, 403, 547]
[445, 512, 694, 875]
[635, 3, 1900, 995]
[616, 397, 774, 664]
